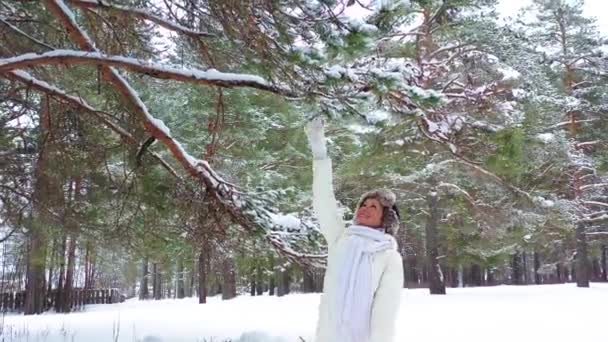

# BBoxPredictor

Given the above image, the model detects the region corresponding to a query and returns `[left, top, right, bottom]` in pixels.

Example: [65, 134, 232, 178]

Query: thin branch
[580, 183, 608, 191]
[544, 118, 600, 131]
[576, 140, 601, 148]
[580, 215, 608, 223]
[444, 159, 534, 203]
[0, 226, 18, 243]
[1, 69, 181, 178]
[0, 50, 297, 97]
[428, 43, 472, 60]
[583, 201, 608, 208]
[437, 182, 476, 206]
[0, 17, 56, 50]
[66, 0, 214, 38]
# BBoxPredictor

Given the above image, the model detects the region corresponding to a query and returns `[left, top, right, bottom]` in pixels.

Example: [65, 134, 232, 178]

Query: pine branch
[42, 0, 323, 269]
[583, 201, 608, 208]
[0, 50, 296, 97]
[66, 0, 214, 38]
[1, 69, 181, 178]
[0, 17, 56, 50]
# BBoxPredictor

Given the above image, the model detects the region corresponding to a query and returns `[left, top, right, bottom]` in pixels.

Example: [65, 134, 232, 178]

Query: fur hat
[355, 189, 401, 236]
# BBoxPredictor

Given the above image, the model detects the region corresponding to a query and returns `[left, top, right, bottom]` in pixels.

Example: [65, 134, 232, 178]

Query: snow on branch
[43, 0, 322, 269]
[586, 232, 608, 237]
[0, 17, 56, 50]
[579, 215, 608, 223]
[544, 119, 600, 131]
[1, 69, 180, 178]
[67, 0, 214, 38]
[576, 140, 601, 148]
[579, 183, 608, 191]
[0, 50, 296, 97]
[444, 159, 534, 203]
[583, 201, 608, 208]
[438, 182, 476, 207]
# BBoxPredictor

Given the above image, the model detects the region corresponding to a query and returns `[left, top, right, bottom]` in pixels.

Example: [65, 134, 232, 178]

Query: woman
[306, 117, 404, 342]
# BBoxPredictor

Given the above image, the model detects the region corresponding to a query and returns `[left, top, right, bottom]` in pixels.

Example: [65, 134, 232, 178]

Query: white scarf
[334, 225, 397, 342]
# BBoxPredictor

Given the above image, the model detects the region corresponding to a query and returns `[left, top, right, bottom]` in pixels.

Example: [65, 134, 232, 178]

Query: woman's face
[355, 197, 383, 228]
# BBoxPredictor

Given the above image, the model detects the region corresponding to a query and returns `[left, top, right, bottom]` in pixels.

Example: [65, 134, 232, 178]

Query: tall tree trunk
[152, 263, 162, 300]
[62, 233, 77, 312]
[188, 257, 195, 297]
[62, 177, 81, 312]
[275, 264, 291, 297]
[222, 257, 236, 300]
[255, 266, 264, 296]
[522, 252, 529, 285]
[511, 252, 522, 285]
[575, 222, 590, 287]
[269, 275, 275, 296]
[556, 263, 563, 283]
[302, 271, 314, 293]
[283, 267, 291, 295]
[25, 98, 54, 315]
[47, 238, 56, 295]
[425, 191, 445, 295]
[250, 276, 256, 296]
[602, 245, 607, 282]
[268, 257, 276, 296]
[533, 251, 542, 284]
[24, 229, 47, 315]
[470, 264, 483, 287]
[176, 258, 185, 299]
[139, 257, 149, 300]
[405, 255, 419, 287]
[457, 264, 464, 288]
[55, 234, 67, 312]
[198, 247, 207, 304]
[591, 258, 601, 281]
[486, 268, 495, 285]
[84, 242, 95, 289]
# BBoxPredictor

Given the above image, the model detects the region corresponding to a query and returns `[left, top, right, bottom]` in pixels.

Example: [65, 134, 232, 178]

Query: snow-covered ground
[1, 283, 607, 342]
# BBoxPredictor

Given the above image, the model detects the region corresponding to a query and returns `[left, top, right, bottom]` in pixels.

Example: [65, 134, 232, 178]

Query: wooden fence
[0, 288, 124, 312]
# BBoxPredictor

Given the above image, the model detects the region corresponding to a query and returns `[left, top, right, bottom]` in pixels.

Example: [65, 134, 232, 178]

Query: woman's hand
[305, 116, 328, 159]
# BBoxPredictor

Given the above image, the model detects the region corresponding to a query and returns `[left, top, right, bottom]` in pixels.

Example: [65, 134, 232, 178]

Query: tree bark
[198, 246, 208, 304]
[62, 233, 77, 312]
[601, 244, 607, 282]
[511, 252, 522, 285]
[533, 251, 542, 284]
[152, 263, 162, 300]
[275, 264, 290, 297]
[176, 257, 185, 299]
[139, 257, 149, 300]
[302, 271, 314, 293]
[221, 257, 237, 300]
[575, 222, 590, 287]
[55, 234, 67, 312]
[522, 252, 529, 285]
[24, 229, 47, 315]
[591, 258, 601, 281]
[255, 266, 264, 296]
[47, 239, 56, 295]
[84, 241, 95, 289]
[25, 97, 54, 315]
[425, 192, 445, 295]
[470, 264, 483, 287]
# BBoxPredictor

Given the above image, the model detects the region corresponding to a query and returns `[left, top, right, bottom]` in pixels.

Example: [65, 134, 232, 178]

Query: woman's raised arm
[306, 118, 346, 248]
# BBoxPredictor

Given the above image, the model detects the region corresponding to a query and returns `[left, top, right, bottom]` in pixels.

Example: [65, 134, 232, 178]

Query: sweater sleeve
[312, 157, 345, 248]
[369, 251, 404, 342]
